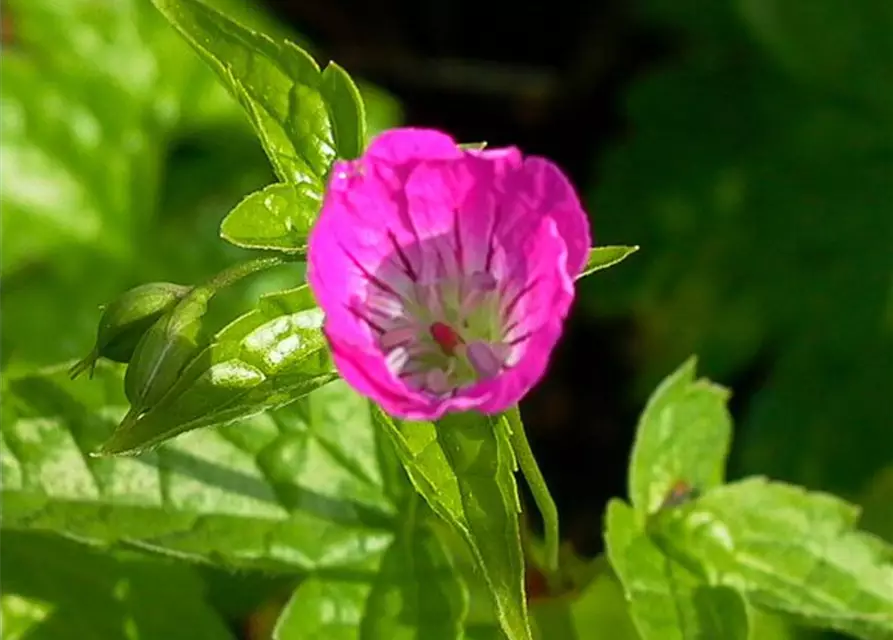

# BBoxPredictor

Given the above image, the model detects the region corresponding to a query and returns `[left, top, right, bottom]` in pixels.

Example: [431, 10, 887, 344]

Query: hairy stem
[505, 405, 559, 575]
[205, 255, 291, 291]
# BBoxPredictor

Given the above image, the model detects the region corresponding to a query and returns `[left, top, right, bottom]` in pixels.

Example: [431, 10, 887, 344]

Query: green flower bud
[69, 282, 192, 380]
[123, 287, 213, 417]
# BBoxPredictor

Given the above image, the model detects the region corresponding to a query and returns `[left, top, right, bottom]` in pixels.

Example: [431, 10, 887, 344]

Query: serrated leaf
[605, 499, 750, 640]
[373, 409, 531, 640]
[274, 498, 467, 640]
[576, 245, 640, 280]
[1, 531, 234, 640]
[629, 357, 733, 520]
[220, 183, 320, 254]
[100, 285, 336, 455]
[2, 368, 394, 573]
[651, 478, 893, 639]
[151, 0, 363, 189]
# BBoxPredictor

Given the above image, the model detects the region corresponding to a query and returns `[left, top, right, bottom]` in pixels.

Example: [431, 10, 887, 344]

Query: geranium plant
[2, 1, 891, 639]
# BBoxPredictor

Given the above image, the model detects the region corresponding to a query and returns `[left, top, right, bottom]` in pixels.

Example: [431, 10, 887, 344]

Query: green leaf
[275, 579, 373, 639]
[373, 409, 531, 640]
[860, 466, 893, 543]
[458, 142, 488, 151]
[605, 499, 750, 640]
[151, 0, 364, 189]
[651, 478, 893, 639]
[3, 369, 394, 573]
[530, 562, 639, 640]
[100, 285, 336, 455]
[628, 357, 733, 520]
[0, 53, 137, 273]
[219, 183, 320, 254]
[358, 81, 405, 138]
[576, 245, 640, 280]
[5, 0, 240, 129]
[1, 531, 234, 640]
[274, 498, 467, 639]
[319, 62, 368, 160]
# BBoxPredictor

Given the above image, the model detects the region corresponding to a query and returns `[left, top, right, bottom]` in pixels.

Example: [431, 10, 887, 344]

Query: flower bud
[69, 282, 192, 379]
[123, 287, 212, 416]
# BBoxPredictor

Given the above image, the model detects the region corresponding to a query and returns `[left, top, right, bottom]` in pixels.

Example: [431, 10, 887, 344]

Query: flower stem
[505, 405, 559, 575]
[205, 256, 292, 291]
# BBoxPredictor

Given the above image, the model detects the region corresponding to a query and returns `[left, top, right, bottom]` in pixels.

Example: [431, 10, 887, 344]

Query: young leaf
[628, 357, 733, 521]
[100, 285, 336, 455]
[2, 369, 394, 573]
[151, 0, 365, 189]
[605, 499, 750, 640]
[651, 478, 893, 639]
[373, 409, 531, 640]
[576, 245, 640, 280]
[219, 183, 320, 254]
[319, 62, 368, 160]
[274, 498, 467, 639]
[2, 531, 234, 639]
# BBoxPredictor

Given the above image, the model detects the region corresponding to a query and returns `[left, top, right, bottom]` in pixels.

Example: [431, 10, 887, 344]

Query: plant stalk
[505, 405, 560, 575]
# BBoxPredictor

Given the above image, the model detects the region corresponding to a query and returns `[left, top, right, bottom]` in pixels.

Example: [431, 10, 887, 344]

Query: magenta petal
[476, 217, 574, 412]
[503, 156, 591, 277]
[307, 126, 590, 420]
[366, 128, 462, 165]
[328, 338, 433, 414]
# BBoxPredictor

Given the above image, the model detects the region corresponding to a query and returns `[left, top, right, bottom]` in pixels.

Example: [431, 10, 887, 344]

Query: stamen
[466, 341, 503, 379]
[385, 346, 410, 374]
[426, 368, 451, 395]
[380, 324, 419, 350]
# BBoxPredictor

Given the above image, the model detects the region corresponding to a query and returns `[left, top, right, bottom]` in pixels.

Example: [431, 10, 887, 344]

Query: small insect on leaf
[660, 480, 701, 510]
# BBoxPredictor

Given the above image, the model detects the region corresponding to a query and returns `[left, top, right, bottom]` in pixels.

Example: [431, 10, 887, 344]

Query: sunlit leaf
[628, 357, 732, 520]
[576, 245, 640, 280]
[373, 409, 531, 640]
[151, 0, 364, 189]
[100, 285, 336, 455]
[1, 531, 234, 639]
[220, 183, 320, 254]
[605, 499, 750, 640]
[652, 478, 893, 639]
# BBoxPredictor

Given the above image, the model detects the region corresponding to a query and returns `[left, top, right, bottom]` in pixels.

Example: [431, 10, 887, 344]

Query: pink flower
[307, 128, 591, 420]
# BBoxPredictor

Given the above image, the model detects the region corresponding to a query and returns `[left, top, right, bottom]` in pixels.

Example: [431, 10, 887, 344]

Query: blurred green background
[2, 0, 891, 638]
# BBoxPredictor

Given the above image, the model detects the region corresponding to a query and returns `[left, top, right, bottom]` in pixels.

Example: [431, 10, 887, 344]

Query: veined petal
[308, 127, 590, 420]
[476, 217, 574, 412]
[502, 156, 591, 277]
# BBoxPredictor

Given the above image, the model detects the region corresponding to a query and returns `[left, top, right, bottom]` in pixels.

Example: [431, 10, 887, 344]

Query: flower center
[360, 267, 520, 397]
